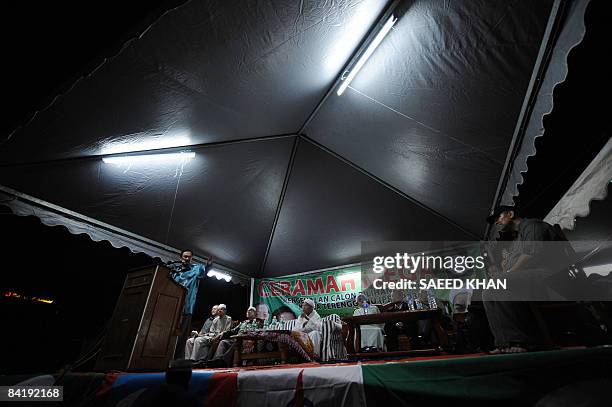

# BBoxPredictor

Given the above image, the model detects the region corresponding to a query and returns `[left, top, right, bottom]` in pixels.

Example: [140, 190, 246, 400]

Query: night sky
[1, 1, 610, 374]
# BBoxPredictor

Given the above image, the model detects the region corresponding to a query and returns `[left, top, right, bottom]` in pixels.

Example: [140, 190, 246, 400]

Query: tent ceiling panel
[0, 138, 295, 274]
[0, 0, 388, 165]
[303, 90, 501, 236]
[263, 139, 474, 277]
[163, 139, 295, 273]
[304, 0, 554, 235]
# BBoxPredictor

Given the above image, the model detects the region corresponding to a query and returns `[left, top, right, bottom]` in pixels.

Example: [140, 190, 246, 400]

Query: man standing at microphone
[169, 249, 213, 359]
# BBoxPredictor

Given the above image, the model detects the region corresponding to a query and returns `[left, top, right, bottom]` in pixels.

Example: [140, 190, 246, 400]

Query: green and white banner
[252, 266, 362, 322]
[252, 263, 470, 322]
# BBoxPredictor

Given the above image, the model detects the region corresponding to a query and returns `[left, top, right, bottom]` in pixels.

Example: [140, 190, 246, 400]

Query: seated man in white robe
[293, 298, 322, 358]
[353, 293, 386, 351]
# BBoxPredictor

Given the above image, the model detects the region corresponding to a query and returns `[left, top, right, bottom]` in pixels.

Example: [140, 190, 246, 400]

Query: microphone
[165, 260, 183, 272]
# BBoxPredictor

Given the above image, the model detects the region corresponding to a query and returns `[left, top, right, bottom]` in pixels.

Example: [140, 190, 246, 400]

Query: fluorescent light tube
[337, 14, 397, 96]
[102, 151, 195, 164]
[101, 135, 192, 155]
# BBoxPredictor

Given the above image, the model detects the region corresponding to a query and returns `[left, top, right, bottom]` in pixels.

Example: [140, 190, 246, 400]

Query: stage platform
[3, 347, 612, 406]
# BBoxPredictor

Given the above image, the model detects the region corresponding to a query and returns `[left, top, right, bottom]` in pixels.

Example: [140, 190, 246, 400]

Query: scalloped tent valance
[545, 138, 611, 230]
[497, 0, 593, 209]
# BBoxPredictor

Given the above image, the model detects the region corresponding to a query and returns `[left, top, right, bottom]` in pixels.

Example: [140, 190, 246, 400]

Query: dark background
[1, 1, 610, 374]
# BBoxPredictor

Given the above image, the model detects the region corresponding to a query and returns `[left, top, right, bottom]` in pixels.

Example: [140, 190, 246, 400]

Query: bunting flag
[237, 365, 365, 407]
[99, 370, 237, 407]
[16, 347, 612, 406]
[235, 347, 612, 406]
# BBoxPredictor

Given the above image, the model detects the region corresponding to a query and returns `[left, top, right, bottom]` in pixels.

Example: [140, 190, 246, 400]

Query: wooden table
[343, 309, 449, 359]
[231, 330, 291, 367]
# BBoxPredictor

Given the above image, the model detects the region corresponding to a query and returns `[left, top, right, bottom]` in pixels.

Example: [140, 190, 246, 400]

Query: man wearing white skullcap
[209, 305, 261, 366]
[353, 293, 385, 351]
[294, 298, 323, 357]
[449, 289, 472, 312]
[190, 304, 232, 361]
[209, 305, 231, 334]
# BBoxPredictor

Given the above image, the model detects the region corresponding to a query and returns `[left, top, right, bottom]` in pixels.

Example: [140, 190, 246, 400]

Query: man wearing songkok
[484, 205, 571, 354]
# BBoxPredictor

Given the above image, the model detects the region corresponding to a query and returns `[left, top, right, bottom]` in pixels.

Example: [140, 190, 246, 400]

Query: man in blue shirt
[170, 249, 213, 359]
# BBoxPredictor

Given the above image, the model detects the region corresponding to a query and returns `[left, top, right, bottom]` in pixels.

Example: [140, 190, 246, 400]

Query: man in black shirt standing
[483, 206, 568, 354]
